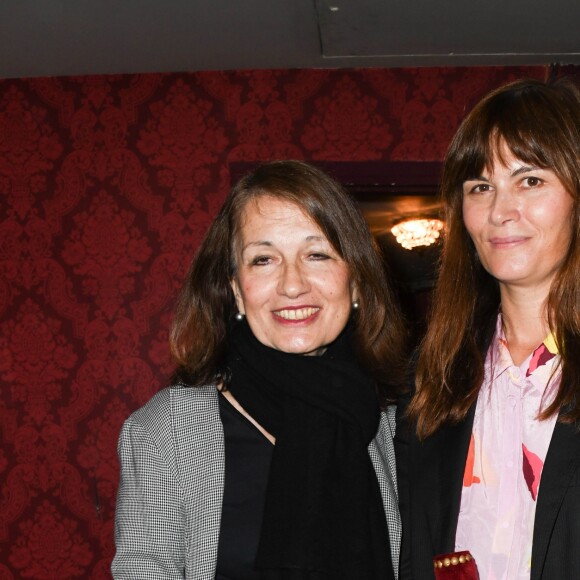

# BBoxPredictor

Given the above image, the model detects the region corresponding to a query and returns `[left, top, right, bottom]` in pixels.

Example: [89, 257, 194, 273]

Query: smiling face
[462, 143, 574, 296]
[230, 195, 356, 356]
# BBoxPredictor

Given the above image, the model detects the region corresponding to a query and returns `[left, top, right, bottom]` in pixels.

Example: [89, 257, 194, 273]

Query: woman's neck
[220, 388, 276, 445]
[500, 283, 551, 366]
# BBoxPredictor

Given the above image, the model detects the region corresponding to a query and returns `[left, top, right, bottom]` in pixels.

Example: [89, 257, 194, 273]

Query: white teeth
[275, 307, 319, 320]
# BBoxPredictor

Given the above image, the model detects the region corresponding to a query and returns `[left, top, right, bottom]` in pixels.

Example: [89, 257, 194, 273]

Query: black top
[216, 393, 274, 580]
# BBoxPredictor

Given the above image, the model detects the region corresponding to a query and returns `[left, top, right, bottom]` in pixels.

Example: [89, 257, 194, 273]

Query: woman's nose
[489, 188, 520, 225]
[277, 262, 310, 297]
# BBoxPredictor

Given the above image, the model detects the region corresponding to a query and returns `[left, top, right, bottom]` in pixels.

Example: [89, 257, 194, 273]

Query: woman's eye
[464, 181, 491, 195]
[523, 176, 543, 187]
[471, 183, 491, 193]
[251, 256, 272, 266]
[309, 253, 330, 260]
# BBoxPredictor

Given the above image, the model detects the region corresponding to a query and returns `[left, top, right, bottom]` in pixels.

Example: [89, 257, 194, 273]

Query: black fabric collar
[226, 319, 392, 579]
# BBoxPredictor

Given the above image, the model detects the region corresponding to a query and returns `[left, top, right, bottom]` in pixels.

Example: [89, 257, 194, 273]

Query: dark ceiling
[1, 0, 578, 80]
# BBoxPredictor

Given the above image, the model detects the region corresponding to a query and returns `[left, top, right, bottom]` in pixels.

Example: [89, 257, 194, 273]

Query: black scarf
[225, 320, 393, 580]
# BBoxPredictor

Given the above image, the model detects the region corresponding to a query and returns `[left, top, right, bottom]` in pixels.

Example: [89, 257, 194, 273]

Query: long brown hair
[409, 78, 580, 439]
[170, 160, 407, 404]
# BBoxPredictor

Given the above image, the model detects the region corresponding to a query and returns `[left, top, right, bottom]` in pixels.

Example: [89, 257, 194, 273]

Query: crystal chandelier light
[391, 218, 444, 250]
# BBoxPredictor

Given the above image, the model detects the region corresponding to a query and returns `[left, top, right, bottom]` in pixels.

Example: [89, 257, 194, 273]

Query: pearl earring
[235, 312, 245, 321]
[352, 300, 360, 310]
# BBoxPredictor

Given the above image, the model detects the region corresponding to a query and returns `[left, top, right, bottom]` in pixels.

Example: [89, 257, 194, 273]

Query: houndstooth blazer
[111, 384, 401, 579]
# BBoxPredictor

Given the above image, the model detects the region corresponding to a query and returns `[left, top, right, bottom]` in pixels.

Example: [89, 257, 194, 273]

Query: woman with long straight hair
[398, 78, 580, 579]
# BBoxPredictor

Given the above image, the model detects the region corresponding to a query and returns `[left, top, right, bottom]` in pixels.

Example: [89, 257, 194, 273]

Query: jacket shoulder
[126, 383, 218, 430]
[121, 384, 221, 470]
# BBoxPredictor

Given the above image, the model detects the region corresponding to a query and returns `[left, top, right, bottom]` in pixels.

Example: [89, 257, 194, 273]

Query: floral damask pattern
[9, 501, 92, 578]
[0, 86, 62, 220]
[62, 191, 152, 319]
[138, 78, 229, 213]
[0, 65, 558, 578]
[2, 300, 77, 423]
[76, 397, 130, 508]
[301, 74, 393, 160]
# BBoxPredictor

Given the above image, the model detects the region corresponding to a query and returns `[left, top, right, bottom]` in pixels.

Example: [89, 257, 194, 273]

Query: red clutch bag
[433, 551, 479, 579]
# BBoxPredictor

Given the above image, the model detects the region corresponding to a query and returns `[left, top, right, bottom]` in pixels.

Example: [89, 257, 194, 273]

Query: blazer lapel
[172, 386, 225, 579]
[440, 404, 477, 551]
[369, 410, 401, 577]
[413, 403, 476, 553]
[531, 419, 580, 580]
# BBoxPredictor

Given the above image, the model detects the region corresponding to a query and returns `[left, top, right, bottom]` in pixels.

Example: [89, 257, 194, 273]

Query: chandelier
[391, 218, 444, 250]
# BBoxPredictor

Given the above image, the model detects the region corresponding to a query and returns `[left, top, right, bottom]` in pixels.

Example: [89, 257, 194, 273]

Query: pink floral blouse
[455, 315, 560, 580]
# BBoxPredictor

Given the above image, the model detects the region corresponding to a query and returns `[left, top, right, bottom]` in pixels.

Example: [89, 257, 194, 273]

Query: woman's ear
[230, 278, 245, 315]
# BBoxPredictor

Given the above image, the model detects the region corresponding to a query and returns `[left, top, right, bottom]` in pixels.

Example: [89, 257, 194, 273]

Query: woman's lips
[272, 306, 320, 322]
[489, 235, 529, 248]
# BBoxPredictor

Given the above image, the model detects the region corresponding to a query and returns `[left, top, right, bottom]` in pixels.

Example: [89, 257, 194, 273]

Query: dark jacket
[396, 394, 580, 580]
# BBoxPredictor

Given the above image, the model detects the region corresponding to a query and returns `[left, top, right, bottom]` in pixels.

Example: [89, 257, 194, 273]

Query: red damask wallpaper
[0, 66, 562, 578]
